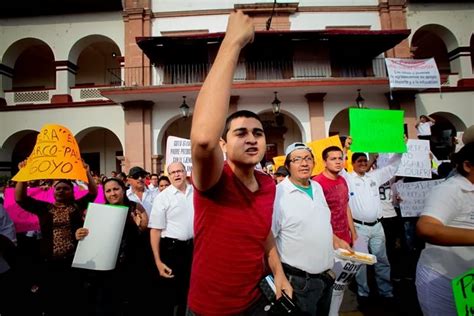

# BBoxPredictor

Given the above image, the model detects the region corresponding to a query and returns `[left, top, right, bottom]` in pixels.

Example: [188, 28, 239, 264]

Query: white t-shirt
[417, 121, 434, 136]
[418, 174, 474, 278]
[342, 154, 402, 222]
[148, 184, 194, 241]
[380, 181, 397, 218]
[272, 177, 334, 274]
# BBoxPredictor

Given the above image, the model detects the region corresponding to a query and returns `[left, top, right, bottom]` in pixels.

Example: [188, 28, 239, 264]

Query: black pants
[156, 237, 193, 316]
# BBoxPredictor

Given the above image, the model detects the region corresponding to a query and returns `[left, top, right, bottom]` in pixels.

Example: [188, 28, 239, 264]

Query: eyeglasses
[169, 170, 185, 176]
[290, 157, 314, 164]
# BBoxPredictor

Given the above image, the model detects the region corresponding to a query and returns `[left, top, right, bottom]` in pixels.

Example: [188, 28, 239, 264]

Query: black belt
[282, 263, 331, 279]
[161, 237, 193, 246]
[353, 218, 380, 226]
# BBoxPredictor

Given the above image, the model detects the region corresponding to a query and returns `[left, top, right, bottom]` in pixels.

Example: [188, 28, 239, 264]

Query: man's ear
[219, 137, 227, 154]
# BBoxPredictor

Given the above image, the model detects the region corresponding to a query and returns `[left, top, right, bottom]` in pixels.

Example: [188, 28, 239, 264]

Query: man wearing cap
[341, 152, 402, 307]
[189, 10, 292, 315]
[272, 142, 336, 315]
[149, 162, 194, 316]
[126, 166, 158, 216]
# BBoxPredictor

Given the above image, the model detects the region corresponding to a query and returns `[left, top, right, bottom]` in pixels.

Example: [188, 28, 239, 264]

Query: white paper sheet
[72, 203, 128, 271]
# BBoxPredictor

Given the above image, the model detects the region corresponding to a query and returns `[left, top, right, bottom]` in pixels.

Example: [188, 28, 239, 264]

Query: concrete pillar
[305, 93, 327, 141]
[0, 63, 13, 101]
[449, 47, 473, 79]
[386, 91, 417, 139]
[122, 100, 154, 172]
[52, 61, 76, 103]
[378, 0, 410, 58]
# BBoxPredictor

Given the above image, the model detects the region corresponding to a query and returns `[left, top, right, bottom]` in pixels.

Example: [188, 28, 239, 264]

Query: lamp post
[180, 96, 190, 118]
[272, 91, 281, 115]
[355, 89, 365, 108]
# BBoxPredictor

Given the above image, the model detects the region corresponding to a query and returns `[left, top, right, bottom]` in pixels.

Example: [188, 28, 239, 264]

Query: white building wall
[0, 12, 124, 64]
[152, 0, 377, 12]
[0, 105, 125, 149]
[406, 3, 474, 48]
[416, 91, 474, 129]
[290, 12, 380, 30]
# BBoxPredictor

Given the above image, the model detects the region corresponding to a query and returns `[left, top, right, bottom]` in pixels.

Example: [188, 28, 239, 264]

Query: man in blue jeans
[272, 143, 339, 315]
[341, 152, 402, 307]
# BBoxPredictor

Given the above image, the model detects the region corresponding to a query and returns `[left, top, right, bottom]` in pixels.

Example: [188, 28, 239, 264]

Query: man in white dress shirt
[149, 162, 194, 316]
[126, 166, 158, 216]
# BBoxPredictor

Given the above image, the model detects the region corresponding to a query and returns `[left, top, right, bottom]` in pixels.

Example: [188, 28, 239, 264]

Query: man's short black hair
[352, 152, 368, 163]
[322, 146, 343, 161]
[222, 110, 263, 141]
[150, 173, 159, 178]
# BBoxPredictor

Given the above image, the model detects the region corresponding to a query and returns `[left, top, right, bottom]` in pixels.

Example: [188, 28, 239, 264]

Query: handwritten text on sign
[12, 124, 87, 182]
[395, 179, 444, 217]
[166, 136, 192, 176]
[396, 139, 432, 179]
[452, 268, 474, 316]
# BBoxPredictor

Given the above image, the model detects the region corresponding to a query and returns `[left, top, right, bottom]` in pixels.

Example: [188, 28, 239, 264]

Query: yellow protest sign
[272, 156, 286, 171]
[306, 136, 343, 176]
[12, 124, 88, 183]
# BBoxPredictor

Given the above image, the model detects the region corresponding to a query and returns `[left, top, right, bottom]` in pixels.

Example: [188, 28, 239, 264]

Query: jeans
[354, 222, 393, 297]
[287, 272, 334, 316]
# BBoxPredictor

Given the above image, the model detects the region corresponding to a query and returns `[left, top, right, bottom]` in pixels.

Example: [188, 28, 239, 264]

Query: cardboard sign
[272, 156, 286, 172]
[396, 139, 432, 178]
[306, 136, 343, 176]
[165, 136, 192, 176]
[12, 124, 87, 183]
[72, 203, 128, 271]
[452, 268, 474, 316]
[395, 179, 444, 217]
[349, 108, 407, 153]
[385, 58, 441, 89]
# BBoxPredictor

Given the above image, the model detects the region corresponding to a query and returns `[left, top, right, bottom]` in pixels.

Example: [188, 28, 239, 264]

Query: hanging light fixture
[355, 89, 365, 108]
[272, 91, 281, 115]
[179, 96, 190, 118]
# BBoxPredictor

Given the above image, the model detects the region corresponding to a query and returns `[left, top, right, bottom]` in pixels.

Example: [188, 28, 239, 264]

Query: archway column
[122, 100, 154, 173]
[52, 61, 77, 103]
[448, 47, 473, 79]
[305, 93, 327, 141]
[0, 64, 13, 102]
[385, 91, 417, 138]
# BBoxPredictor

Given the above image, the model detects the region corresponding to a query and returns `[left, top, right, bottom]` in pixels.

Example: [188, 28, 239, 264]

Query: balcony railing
[106, 58, 387, 87]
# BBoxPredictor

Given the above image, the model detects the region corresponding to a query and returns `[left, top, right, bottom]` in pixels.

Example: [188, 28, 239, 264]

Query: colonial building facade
[1, 0, 472, 176]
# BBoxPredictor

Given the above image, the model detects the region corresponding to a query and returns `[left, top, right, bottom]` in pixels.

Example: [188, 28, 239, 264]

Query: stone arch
[157, 115, 193, 156]
[428, 111, 466, 159]
[329, 108, 350, 137]
[1, 38, 56, 90]
[411, 24, 459, 75]
[75, 127, 124, 175]
[69, 35, 123, 86]
[0, 130, 39, 176]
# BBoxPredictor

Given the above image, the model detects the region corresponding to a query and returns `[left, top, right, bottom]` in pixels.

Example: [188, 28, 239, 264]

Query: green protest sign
[349, 108, 407, 153]
[452, 268, 474, 316]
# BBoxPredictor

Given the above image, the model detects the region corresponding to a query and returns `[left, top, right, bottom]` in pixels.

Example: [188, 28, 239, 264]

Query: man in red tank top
[189, 10, 292, 315]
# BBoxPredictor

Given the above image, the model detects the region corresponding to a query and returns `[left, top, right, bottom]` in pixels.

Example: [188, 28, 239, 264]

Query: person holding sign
[189, 10, 292, 315]
[14, 160, 97, 316]
[415, 142, 474, 315]
[341, 152, 402, 308]
[415, 115, 435, 141]
[75, 177, 149, 315]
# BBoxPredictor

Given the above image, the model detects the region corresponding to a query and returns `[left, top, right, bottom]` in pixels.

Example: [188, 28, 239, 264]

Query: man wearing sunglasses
[126, 166, 158, 216]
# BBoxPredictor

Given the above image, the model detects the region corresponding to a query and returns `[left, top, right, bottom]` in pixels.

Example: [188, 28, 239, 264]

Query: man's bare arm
[190, 11, 254, 191]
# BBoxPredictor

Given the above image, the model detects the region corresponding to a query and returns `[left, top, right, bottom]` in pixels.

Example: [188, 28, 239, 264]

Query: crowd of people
[1, 10, 473, 316]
